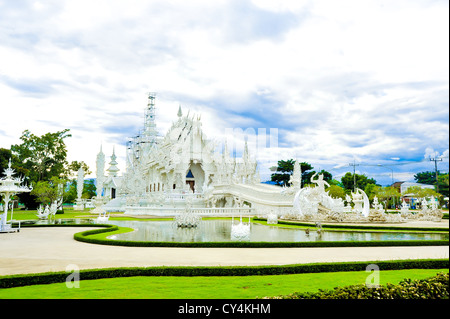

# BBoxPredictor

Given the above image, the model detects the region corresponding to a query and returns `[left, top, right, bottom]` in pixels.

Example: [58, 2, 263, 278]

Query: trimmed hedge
[265, 272, 449, 299]
[253, 218, 450, 232]
[0, 259, 448, 289]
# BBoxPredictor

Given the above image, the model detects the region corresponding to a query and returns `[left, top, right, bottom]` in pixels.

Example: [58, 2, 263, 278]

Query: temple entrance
[185, 163, 205, 193]
[186, 169, 195, 192]
[186, 180, 195, 192]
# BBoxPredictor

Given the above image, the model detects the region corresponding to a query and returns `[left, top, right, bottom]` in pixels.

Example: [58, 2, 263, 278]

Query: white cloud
[0, 0, 448, 184]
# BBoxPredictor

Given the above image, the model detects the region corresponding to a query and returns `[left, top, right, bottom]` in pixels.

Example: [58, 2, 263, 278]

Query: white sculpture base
[266, 213, 278, 224]
[231, 216, 251, 241]
[0, 223, 17, 233]
[74, 200, 85, 211]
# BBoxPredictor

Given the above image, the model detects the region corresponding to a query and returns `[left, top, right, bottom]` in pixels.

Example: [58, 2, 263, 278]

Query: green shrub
[265, 272, 449, 299]
[253, 218, 449, 232]
[0, 259, 448, 289]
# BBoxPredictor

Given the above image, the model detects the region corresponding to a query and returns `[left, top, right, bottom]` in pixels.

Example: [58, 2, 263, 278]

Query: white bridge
[120, 182, 295, 217]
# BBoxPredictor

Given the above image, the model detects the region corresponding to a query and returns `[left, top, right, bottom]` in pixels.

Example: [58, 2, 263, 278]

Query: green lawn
[0, 269, 446, 299]
[8, 208, 95, 221]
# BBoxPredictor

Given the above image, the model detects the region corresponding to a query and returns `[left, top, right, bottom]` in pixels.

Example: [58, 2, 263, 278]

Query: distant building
[392, 181, 435, 194]
[392, 181, 435, 208]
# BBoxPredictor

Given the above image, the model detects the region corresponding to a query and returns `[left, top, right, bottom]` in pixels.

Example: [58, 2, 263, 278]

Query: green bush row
[0, 259, 448, 289]
[265, 272, 449, 299]
[253, 218, 449, 232]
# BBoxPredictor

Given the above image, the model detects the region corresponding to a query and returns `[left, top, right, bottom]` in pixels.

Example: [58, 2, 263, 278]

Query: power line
[430, 156, 443, 193]
[348, 160, 360, 192]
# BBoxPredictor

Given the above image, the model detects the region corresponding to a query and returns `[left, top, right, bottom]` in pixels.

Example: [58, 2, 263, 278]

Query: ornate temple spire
[243, 139, 249, 162]
[177, 105, 183, 118]
[144, 92, 158, 145]
[107, 146, 120, 177]
[96, 144, 106, 198]
[290, 159, 302, 189]
[3, 158, 14, 178]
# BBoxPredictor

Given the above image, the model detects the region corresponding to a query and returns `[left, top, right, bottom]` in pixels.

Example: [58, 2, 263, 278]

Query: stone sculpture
[0, 158, 32, 232]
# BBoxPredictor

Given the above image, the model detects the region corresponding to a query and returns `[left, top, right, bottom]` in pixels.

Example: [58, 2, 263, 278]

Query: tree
[0, 148, 12, 175]
[67, 160, 92, 177]
[31, 181, 58, 206]
[437, 173, 449, 197]
[30, 177, 67, 206]
[83, 179, 97, 199]
[64, 179, 97, 203]
[270, 160, 333, 187]
[414, 171, 449, 197]
[328, 179, 344, 188]
[11, 129, 72, 182]
[271, 160, 311, 187]
[364, 183, 380, 202]
[0, 148, 29, 179]
[375, 186, 400, 210]
[341, 172, 378, 193]
[414, 171, 437, 185]
[404, 186, 441, 200]
[326, 184, 346, 200]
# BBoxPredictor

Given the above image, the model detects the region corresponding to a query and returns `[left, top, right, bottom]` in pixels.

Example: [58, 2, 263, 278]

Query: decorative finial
[177, 105, 183, 118]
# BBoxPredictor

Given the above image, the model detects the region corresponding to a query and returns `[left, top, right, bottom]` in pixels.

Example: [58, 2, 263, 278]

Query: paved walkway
[0, 226, 448, 276]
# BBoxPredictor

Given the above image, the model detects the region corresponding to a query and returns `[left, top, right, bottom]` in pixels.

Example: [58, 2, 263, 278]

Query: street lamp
[377, 164, 396, 209]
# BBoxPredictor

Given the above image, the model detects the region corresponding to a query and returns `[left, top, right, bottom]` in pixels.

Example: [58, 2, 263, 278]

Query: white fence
[124, 206, 256, 217]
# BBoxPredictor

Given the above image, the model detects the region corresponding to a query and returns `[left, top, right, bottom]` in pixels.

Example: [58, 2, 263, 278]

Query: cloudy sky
[0, 0, 448, 185]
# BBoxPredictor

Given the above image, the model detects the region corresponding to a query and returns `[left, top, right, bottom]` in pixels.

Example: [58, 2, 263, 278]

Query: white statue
[311, 172, 330, 191]
[36, 204, 49, 220]
[400, 200, 410, 216]
[49, 201, 57, 217]
[352, 188, 370, 217]
[266, 211, 278, 224]
[74, 167, 85, 211]
[289, 160, 302, 190]
[230, 216, 251, 241]
[76, 167, 84, 200]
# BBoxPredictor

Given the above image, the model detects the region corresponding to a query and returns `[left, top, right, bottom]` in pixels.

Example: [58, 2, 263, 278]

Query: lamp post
[377, 164, 394, 185]
[377, 164, 395, 209]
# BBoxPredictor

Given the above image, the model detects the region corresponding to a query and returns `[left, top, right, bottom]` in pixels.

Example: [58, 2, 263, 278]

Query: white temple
[94, 93, 294, 216]
[92, 93, 440, 223]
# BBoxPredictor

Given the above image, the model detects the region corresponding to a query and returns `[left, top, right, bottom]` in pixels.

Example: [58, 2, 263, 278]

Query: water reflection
[106, 220, 449, 243]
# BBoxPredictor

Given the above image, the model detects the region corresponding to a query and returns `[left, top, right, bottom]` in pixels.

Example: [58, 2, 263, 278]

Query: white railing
[212, 184, 294, 206]
[164, 192, 204, 200]
[124, 206, 256, 216]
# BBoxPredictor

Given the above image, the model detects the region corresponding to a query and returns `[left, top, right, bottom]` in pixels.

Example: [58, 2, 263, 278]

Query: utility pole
[430, 156, 443, 193]
[349, 161, 360, 192]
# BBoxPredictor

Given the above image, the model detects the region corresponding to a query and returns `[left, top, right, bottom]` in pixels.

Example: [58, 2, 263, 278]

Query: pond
[105, 219, 449, 243]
